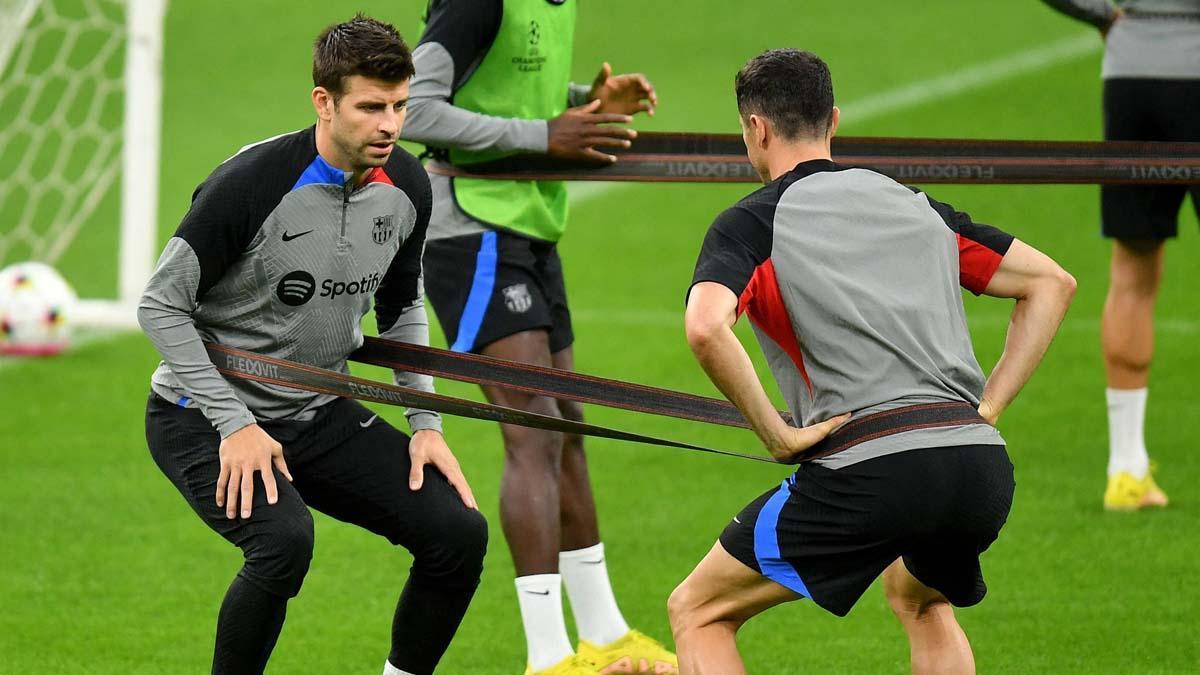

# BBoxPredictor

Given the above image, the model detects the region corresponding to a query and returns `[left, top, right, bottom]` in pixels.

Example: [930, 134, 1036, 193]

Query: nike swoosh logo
[580, 558, 605, 565]
[523, 589, 551, 596]
[360, 414, 378, 428]
[281, 229, 313, 242]
[733, 516, 742, 524]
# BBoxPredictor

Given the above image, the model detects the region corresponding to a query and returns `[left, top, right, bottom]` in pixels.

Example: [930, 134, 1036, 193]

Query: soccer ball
[0, 262, 77, 356]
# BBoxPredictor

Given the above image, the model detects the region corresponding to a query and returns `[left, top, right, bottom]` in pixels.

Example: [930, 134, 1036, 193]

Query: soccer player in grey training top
[1040, 0, 1199, 510]
[668, 50, 1077, 674]
[138, 16, 485, 675]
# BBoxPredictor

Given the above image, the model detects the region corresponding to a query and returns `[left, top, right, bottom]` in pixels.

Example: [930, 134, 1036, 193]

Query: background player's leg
[1102, 239, 1163, 391]
[478, 329, 578, 671]
[551, 346, 635, 649]
[882, 557, 974, 675]
[287, 401, 486, 675]
[1101, 239, 1168, 506]
[551, 347, 600, 550]
[667, 542, 800, 675]
[146, 396, 314, 675]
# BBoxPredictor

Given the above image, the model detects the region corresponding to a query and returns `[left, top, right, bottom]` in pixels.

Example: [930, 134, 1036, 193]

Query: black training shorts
[1102, 78, 1200, 240]
[423, 230, 574, 354]
[719, 444, 1015, 617]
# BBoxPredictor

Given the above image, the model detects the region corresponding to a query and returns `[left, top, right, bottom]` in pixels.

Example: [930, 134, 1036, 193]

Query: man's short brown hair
[313, 14, 414, 100]
[736, 49, 834, 140]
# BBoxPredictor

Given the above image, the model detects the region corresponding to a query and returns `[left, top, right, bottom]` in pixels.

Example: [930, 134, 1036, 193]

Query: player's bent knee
[667, 577, 717, 633]
[244, 516, 315, 598]
[410, 506, 488, 589]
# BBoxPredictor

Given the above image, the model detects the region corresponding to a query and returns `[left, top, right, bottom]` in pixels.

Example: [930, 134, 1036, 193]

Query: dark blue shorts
[719, 444, 1014, 617]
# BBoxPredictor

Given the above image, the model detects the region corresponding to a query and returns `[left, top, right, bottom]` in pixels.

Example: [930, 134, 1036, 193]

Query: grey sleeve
[137, 238, 256, 438]
[1040, 0, 1118, 28]
[403, 41, 549, 154]
[379, 295, 442, 434]
[567, 82, 593, 107]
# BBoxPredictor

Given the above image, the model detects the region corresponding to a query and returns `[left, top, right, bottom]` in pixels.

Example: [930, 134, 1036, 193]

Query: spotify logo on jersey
[276, 271, 316, 306]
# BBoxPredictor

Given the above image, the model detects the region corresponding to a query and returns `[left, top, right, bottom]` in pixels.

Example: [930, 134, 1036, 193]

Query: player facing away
[138, 16, 485, 675]
[401, 2, 674, 674]
[1039, 0, 1199, 510]
[668, 50, 1078, 675]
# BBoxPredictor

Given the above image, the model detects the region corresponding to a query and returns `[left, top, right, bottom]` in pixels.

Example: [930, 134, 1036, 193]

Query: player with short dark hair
[1040, 0, 1199, 510]
[138, 14, 485, 675]
[667, 49, 1077, 674]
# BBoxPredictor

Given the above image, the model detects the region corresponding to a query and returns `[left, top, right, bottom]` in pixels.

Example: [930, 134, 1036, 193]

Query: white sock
[382, 661, 414, 675]
[560, 543, 630, 646]
[515, 574, 574, 671]
[1106, 387, 1150, 478]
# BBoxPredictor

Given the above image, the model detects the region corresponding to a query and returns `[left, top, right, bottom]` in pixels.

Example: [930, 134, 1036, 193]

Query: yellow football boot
[577, 630, 678, 674]
[1104, 469, 1169, 511]
[523, 653, 600, 675]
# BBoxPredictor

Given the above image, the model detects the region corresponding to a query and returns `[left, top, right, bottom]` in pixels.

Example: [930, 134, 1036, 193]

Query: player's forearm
[137, 294, 255, 438]
[403, 42, 548, 154]
[981, 275, 1076, 420]
[688, 324, 788, 449]
[378, 300, 443, 433]
[1040, 0, 1118, 29]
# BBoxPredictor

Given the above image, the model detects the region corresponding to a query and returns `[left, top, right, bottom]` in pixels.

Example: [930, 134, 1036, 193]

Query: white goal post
[0, 0, 165, 328]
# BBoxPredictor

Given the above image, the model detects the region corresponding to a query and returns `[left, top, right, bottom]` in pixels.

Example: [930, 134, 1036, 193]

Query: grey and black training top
[691, 160, 1010, 469]
[138, 127, 441, 439]
[402, 0, 590, 241]
[1042, 0, 1200, 79]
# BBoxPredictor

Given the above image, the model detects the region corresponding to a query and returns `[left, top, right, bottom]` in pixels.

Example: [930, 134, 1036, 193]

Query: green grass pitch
[2, 1, 1197, 672]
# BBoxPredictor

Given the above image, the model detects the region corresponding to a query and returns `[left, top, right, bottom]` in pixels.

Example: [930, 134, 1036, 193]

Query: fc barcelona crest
[372, 215, 395, 245]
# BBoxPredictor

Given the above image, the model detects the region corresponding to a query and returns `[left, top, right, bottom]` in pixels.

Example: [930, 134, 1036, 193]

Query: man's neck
[314, 121, 369, 185]
[765, 139, 832, 181]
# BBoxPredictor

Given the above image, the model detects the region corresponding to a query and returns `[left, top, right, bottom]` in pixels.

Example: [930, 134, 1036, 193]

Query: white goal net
[0, 0, 164, 327]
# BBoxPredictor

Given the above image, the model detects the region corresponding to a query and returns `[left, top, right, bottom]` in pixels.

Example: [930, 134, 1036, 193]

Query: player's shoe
[1104, 467, 1169, 511]
[577, 630, 678, 674]
[523, 653, 600, 675]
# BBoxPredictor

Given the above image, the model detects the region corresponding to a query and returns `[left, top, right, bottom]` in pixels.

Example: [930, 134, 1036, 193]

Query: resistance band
[427, 132, 1200, 185]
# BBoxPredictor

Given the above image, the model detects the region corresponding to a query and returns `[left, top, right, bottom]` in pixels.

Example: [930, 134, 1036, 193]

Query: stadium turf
[2, 1, 1196, 672]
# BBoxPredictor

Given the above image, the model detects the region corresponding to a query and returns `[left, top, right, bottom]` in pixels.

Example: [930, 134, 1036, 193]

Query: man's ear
[828, 106, 840, 139]
[312, 87, 335, 122]
[750, 113, 770, 149]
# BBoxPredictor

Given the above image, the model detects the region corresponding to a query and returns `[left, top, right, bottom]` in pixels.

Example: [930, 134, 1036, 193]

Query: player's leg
[551, 341, 674, 670]
[145, 393, 314, 675]
[1099, 77, 1177, 509]
[284, 400, 487, 675]
[667, 542, 800, 675]
[481, 330, 589, 672]
[1101, 239, 1168, 508]
[883, 558, 973, 675]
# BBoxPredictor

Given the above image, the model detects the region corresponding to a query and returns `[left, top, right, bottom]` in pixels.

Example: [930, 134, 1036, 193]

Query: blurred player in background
[139, 16, 485, 675]
[1041, 0, 1200, 510]
[669, 49, 1076, 674]
[401, 2, 674, 674]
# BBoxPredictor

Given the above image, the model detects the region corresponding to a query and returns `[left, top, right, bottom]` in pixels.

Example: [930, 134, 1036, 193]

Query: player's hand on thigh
[766, 412, 851, 463]
[408, 430, 478, 510]
[215, 423, 292, 520]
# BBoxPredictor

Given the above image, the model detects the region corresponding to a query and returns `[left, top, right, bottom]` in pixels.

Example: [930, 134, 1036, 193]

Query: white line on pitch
[569, 31, 1101, 207]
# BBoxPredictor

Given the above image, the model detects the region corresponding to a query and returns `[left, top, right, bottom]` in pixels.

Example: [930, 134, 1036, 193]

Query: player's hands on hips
[216, 423, 292, 520]
[765, 413, 852, 463]
[409, 430, 478, 510]
[977, 398, 1001, 426]
[588, 62, 658, 117]
[547, 99, 636, 163]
